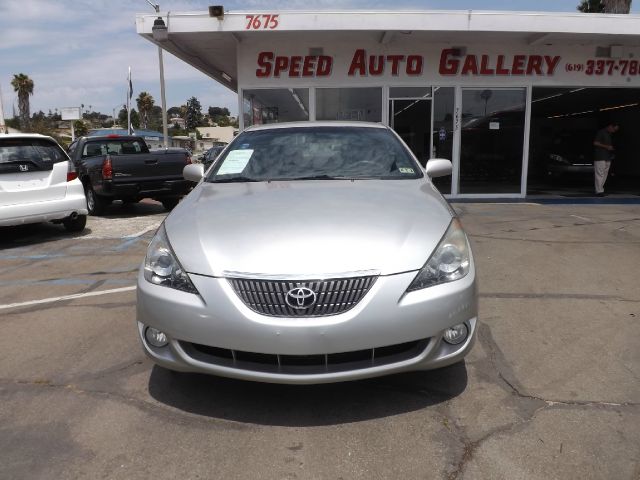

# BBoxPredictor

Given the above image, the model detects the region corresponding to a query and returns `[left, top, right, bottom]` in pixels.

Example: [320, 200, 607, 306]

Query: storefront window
[316, 88, 382, 122]
[242, 88, 310, 127]
[459, 88, 526, 194]
[389, 87, 432, 99]
[528, 87, 640, 196]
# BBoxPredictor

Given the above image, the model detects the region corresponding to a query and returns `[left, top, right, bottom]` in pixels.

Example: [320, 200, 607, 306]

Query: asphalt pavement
[0, 200, 638, 479]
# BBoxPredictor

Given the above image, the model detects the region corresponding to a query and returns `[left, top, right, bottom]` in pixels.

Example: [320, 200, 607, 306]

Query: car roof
[0, 133, 56, 141]
[244, 121, 387, 132]
[81, 135, 142, 141]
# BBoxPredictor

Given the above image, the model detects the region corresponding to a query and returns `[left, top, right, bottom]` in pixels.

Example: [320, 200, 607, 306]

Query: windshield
[206, 126, 422, 182]
[82, 139, 148, 158]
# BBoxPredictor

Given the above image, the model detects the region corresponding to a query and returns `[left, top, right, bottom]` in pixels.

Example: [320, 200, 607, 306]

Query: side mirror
[183, 163, 205, 182]
[425, 158, 452, 178]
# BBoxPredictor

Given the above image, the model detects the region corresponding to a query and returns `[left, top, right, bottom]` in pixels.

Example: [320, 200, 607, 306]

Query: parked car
[546, 130, 594, 179]
[0, 133, 88, 232]
[67, 135, 193, 215]
[202, 145, 226, 169]
[137, 122, 477, 384]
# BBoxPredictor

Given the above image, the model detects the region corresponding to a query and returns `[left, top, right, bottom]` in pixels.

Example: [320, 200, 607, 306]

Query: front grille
[228, 276, 377, 317]
[181, 339, 429, 375]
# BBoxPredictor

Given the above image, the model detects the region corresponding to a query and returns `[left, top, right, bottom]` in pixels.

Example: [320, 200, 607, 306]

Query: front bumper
[136, 265, 478, 384]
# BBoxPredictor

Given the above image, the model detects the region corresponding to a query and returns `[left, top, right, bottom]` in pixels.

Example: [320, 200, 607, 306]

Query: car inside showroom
[137, 8, 640, 198]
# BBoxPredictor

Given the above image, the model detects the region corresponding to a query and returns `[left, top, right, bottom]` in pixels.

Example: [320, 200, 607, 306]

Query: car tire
[62, 214, 87, 233]
[161, 198, 180, 211]
[85, 185, 109, 216]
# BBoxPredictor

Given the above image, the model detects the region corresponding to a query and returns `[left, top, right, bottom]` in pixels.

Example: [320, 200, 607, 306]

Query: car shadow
[98, 200, 168, 219]
[0, 201, 167, 248]
[147, 362, 468, 426]
[0, 222, 95, 248]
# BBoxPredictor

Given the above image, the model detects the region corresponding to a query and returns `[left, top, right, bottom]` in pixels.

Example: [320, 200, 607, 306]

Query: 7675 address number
[245, 14, 279, 30]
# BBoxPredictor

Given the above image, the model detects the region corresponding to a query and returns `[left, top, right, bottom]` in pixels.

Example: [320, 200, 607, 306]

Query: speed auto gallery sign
[243, 45, 640, 86]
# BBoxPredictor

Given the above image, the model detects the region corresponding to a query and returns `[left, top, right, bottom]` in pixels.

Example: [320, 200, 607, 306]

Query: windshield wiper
[208, 176, 261, 183]
[280, 175, 346, 181]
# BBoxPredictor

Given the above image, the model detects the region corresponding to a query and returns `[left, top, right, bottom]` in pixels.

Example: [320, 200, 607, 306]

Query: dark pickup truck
[68, 135, 192, 215]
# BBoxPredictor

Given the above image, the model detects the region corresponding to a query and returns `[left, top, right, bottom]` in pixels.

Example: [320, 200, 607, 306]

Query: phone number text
[565, 59, 640, 75]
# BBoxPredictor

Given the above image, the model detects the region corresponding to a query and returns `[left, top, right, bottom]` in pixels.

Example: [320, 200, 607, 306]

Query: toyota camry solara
[136, 122, 477, 384]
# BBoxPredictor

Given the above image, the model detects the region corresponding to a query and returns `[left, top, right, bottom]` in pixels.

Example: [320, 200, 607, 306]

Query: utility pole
[0, 84, 7, 133]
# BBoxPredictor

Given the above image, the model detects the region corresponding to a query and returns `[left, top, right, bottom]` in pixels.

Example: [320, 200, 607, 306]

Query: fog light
[443, 323, 468, 345]
[145, 327, 169, 348]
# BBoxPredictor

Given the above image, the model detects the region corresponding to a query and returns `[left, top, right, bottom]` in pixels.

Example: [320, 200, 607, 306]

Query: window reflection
[460, 88, 526, 193]
[316, 88, 382, 122]
[243, 89, 310, 127]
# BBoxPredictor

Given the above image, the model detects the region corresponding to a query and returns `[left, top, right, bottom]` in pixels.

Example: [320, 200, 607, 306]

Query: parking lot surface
[0, 201, 638, 479]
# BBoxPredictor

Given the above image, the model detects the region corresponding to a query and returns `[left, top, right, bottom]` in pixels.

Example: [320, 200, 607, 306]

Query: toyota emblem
[285, 286, 317, 310]
[18, 164, 29, 172]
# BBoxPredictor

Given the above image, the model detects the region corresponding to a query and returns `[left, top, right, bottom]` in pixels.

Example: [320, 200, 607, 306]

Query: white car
[0, 133, 88, 232]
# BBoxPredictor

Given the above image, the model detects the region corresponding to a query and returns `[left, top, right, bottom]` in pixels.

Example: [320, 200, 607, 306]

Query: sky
[1, 0, 638, 120]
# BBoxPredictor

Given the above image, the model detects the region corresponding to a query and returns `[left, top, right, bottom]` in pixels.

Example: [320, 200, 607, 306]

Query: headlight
[407, 218, 471, 291]
[144, 224, 198, 294]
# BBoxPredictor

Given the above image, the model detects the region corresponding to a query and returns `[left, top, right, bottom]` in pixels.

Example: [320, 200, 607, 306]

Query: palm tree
[604, 0, 632, 12]
[11, 73, 34, 130]
[136, 92, 155, 129]
[578, 0, 632, 12]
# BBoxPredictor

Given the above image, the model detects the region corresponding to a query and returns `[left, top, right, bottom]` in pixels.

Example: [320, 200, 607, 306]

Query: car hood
[165, 179, 454, 278]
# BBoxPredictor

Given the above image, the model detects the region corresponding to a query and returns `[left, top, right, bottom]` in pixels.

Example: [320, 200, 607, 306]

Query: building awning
[136, 9, 640, 92]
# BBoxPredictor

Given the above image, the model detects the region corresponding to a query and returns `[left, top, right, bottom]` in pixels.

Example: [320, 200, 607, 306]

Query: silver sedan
[136, 122, 477, 384]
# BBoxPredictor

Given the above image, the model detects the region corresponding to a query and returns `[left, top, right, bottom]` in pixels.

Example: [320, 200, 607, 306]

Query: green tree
[30, 111, 55, 136]
[208, 106, 231, 117]
[118, 108, 140, 130]
[208, 106, 233, 126]
[167, 106, 182, 117]
[136, 91, 155, 129]
[147, 105, 164, 132]
[185, 96, 203, 130]
[74, 120, 89, 137]
[11, 73, 34, 130]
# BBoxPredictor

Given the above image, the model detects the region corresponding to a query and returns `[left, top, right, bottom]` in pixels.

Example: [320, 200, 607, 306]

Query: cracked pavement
[0, 201, 638, 479]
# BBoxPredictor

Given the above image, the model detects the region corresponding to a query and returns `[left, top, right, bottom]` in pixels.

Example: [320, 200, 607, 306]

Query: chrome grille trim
[229, 275, 378, 317]
[223, 269, 380, 280]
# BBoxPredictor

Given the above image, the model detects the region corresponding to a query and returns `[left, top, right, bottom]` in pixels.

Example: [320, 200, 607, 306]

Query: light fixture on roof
[152, 17, 168, 42]
[209, 5, 224, 19]
[146, 0, 169, 148]
[221, 72, 232, 82]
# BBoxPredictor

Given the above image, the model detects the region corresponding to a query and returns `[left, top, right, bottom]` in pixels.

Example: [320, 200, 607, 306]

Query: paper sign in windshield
[399, 167, 415, 174]
[217, 149, 253, 175]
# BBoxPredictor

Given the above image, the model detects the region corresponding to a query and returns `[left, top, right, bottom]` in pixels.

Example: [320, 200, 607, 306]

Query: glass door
[388, 87, 432, 166]
[432, 87, 455, 194]
[388, 87, 455, 195]
[459, 88, 526, 194]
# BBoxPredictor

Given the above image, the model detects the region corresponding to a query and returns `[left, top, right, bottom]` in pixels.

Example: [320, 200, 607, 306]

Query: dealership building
[137, 9, 640, 198]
